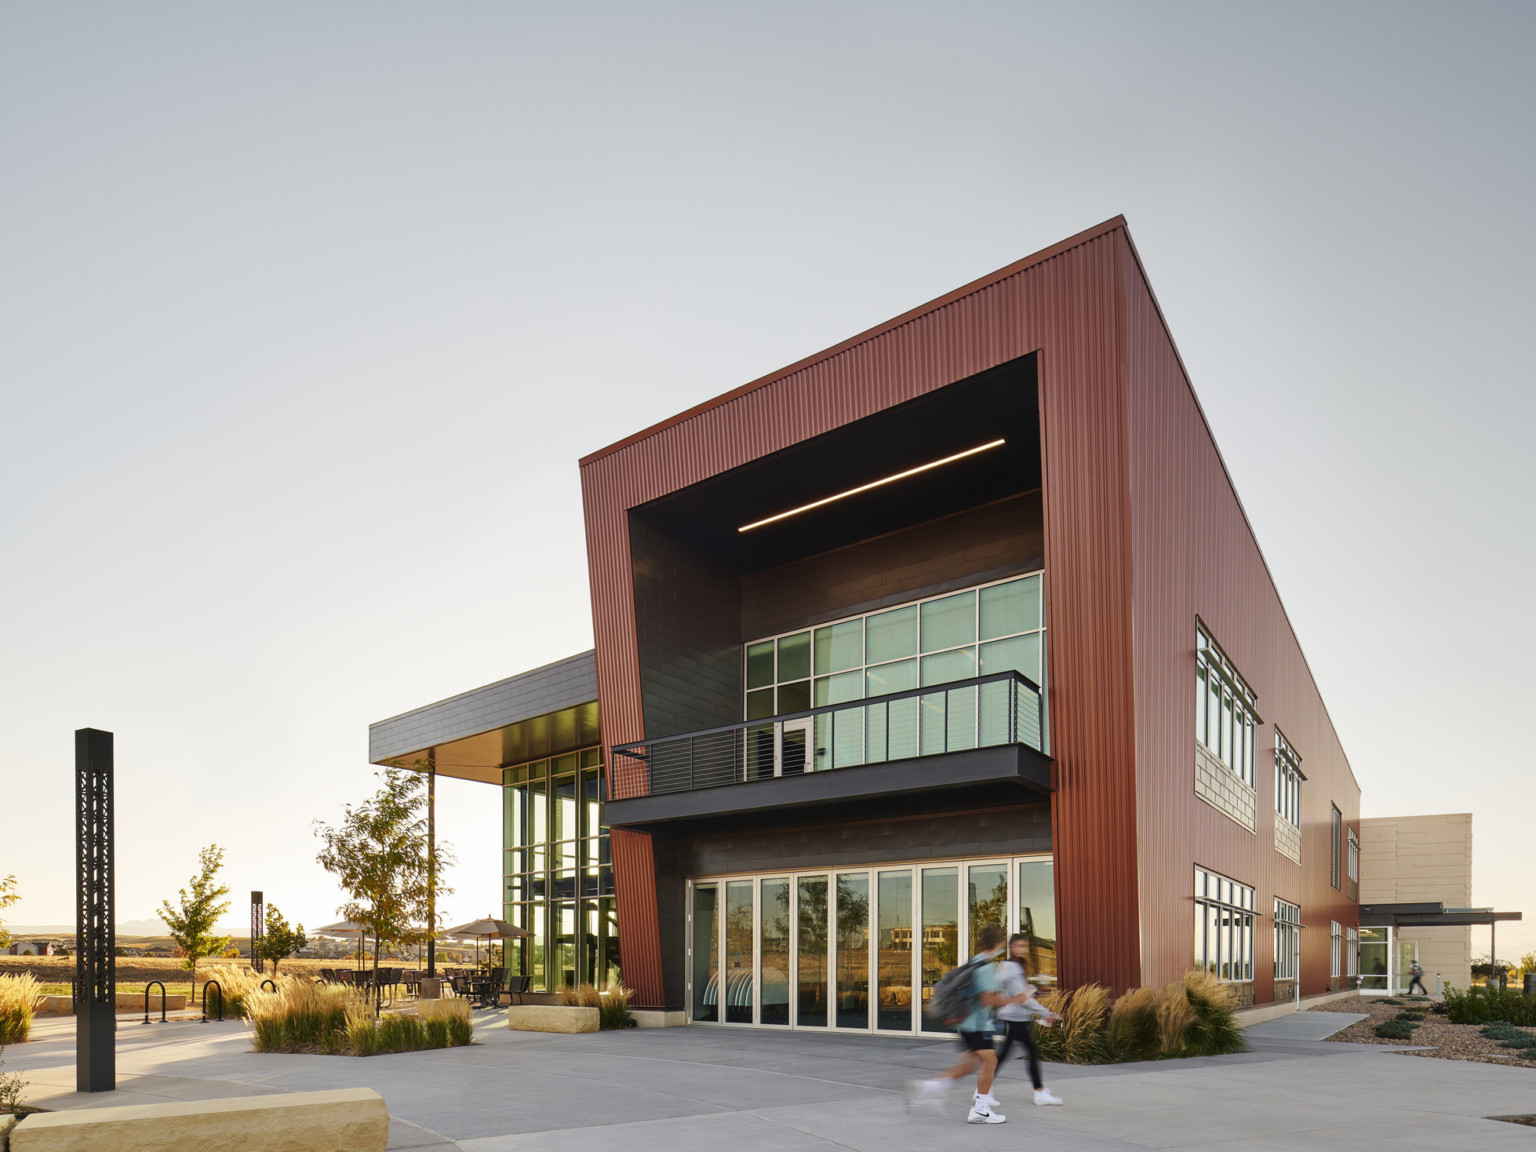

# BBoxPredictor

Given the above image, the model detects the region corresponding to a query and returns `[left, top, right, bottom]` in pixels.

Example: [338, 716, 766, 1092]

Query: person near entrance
[994, 932, 1063, 1106]
[1406, 960, 1427, 996]
[912, 923, 1012, 1124]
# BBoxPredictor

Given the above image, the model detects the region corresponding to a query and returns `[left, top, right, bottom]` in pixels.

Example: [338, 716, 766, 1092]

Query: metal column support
[75, 728, 115, 1093]
[250, 891, 265, 974]
[426, 748, 437, 980]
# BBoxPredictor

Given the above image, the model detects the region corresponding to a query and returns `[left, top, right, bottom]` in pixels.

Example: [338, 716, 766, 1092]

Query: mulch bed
[1310, 997, 1536, 1069]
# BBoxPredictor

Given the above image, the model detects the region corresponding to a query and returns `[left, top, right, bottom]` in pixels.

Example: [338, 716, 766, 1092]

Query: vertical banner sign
[75, 728, 115, 1093]
[250, 892, 265, 974]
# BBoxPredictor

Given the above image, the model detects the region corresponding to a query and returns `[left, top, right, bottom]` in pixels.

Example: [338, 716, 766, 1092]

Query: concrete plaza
[9, 1009, 1536, 1150]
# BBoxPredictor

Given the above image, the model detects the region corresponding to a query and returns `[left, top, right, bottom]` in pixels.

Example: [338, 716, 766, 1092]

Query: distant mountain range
[8, 919, 186, 937]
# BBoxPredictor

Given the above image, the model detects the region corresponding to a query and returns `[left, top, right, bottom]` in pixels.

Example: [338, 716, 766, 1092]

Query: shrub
[1155, 981, 1197, 1057]
[1373, 1020, 1417, 1040]
[598, 983, 636, 1030]
[1397, 1011, 1426, 1022]
[1443, 984, 1536, 1026]
[558, 983, 604, 1008]
[1182, 971, 1250, 1057]
[0, 1049, 25, 1116]
[248, 981, 359, 1054]
[1033, 989, 1066, 1062]
[1060, 984, 1109, 1065]
[0, 975, 38, 1045]
[1105, 986, 1160, 1062]
[1373, 998, 1403, 1006]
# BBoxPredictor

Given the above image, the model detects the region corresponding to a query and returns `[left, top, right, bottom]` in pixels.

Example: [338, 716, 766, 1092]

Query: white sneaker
[967, 1105, 1007, 1124]
[1034, 1088, 1063, 1106]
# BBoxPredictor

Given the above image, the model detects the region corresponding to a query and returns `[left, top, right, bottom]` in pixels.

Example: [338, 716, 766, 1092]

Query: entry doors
[686, 857, 1051, 1034]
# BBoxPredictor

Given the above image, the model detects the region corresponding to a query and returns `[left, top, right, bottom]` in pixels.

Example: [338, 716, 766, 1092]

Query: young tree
[0, 875, 19, 951]
[254, 905, 308, 977]
[314, 770, 453, 981]
[158, 845, 232, 1002]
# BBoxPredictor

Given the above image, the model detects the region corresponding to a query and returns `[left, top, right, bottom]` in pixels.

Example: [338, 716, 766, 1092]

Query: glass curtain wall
[503, 747, 615, 992]
[743, 573, 1048, 767]
[688, 854, 1055, 1035]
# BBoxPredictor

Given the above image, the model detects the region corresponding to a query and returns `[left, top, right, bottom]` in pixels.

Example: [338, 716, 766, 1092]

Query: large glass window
[1275, 729, 1302, 827]
[760, 879, 790, 1026]
[745, 573, 1046, 720]
[797, 875, 829, 1027]
[876, 869, 913, 1032]
[1274, 899, 1300, 980]
[503, 747, 612, 992]
[1196, 624, 1259, 787]
[835, 873, 870, 1029]
[1194, 867, 1254, 981]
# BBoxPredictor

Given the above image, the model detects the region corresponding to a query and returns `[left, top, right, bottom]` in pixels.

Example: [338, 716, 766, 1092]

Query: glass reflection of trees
[836, 874, 869, 1027]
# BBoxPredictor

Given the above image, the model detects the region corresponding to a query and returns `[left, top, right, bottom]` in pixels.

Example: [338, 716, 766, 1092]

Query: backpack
[925, 958, 987, 1030]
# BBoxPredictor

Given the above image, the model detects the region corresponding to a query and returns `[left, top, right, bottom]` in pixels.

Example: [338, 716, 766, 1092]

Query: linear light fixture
[737, 438, 1006, 533]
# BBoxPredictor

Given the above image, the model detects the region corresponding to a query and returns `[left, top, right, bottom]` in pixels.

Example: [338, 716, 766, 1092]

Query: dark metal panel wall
[1121, 242, 1362, 1001]
[582, 218, 1144, 1004]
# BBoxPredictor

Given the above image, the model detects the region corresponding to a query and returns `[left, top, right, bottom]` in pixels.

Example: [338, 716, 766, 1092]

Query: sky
[2, 1, 1533, 960]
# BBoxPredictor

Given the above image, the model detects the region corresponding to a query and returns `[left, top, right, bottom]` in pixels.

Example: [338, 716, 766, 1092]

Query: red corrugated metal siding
[1122, 241, 1361, 1000]
[608, 827, 664, 1008]
[582, 219, 1147, 1001]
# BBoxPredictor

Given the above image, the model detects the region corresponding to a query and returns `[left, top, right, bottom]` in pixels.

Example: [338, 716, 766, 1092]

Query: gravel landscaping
[1311, 996, 1536, 1068]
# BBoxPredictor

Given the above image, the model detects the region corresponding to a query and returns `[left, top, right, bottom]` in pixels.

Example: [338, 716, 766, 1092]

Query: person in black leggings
[994, 933, 1062, 1106]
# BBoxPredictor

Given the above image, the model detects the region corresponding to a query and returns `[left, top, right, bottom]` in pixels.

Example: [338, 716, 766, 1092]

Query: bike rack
[201, 980, 224, 1023]
[260, 979, 276, 993]
[142, 980, 167, 1025]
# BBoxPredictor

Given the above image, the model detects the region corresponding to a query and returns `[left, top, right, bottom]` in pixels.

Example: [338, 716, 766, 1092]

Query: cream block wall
[1360, 814, 1473, 990]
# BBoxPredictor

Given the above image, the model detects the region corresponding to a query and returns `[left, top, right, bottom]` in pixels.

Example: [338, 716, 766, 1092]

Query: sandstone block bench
[9, 1087, 387, 1152]
[506, 1005, 598, 1033]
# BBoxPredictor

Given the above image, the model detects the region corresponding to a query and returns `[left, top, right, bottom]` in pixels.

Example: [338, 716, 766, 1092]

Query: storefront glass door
[689, 853, 1053, 1036]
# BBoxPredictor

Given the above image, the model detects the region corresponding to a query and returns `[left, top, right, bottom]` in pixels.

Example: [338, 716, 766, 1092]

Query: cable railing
[612, 671, 1044, 797]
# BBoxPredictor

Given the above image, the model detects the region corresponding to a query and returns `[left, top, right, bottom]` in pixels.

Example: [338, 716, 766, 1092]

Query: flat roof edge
[578, 215, 1128, 467]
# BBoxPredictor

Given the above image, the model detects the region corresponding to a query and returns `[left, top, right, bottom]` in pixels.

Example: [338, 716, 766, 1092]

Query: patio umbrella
[444, 917, 528, 969]
[315, 921, 369, 970]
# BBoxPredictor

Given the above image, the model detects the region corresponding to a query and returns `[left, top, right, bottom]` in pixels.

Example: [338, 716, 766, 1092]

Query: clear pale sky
[3, 2, 1532, 959]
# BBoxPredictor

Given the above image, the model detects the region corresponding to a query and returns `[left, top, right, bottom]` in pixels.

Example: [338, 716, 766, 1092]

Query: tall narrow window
[1330, 806, 1343, 890]
[1196, 624, 1260, 786]
[1347, 828, 1359, 883]
[1329, 921, 1342, 979]
[1346, 927, 1358, 979]
[1274, 899, 1300, 981]
[1275, 730, 1303, 827]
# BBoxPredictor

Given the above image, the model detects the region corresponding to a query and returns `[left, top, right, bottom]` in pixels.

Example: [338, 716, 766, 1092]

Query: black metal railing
[612, 671, 1044, 797]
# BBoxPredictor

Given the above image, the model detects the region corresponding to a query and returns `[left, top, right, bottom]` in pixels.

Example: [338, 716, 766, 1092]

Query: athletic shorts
[958, 1030, 993, 1052]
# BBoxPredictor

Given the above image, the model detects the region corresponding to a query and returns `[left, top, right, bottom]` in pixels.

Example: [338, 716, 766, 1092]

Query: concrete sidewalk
[8, 1011, 1536, 1150]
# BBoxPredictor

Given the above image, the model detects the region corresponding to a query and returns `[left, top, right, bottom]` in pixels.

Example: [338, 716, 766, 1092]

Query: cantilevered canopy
[1358, 903, 1523, 928]
[368, 651, 599, 784]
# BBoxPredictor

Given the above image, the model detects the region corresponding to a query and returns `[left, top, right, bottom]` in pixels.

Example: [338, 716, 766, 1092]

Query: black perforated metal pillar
[75, 728, 115, 1092]
[250, 892, 265, 974]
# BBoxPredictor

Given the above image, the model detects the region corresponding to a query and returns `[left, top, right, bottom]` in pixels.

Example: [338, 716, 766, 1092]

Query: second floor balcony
[605, 671, 1052, 827]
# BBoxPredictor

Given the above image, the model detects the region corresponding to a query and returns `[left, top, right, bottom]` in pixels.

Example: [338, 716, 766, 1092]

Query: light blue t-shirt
[958, 953, 999, 1034]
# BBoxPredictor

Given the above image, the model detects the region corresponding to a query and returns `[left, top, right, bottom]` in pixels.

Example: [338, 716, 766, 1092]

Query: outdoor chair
[449, 975, 471, 999]
[505, 975, 529, 1006]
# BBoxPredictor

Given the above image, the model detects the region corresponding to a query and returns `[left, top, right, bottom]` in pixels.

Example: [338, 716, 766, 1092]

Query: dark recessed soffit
[631, 355, 1040, 575]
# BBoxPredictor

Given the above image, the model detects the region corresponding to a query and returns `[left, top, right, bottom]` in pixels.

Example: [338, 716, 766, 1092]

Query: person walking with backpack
[994, 932, 1063, 1106]
[1406, 960, 1428, 996]
[911, 923, 1011, 1124]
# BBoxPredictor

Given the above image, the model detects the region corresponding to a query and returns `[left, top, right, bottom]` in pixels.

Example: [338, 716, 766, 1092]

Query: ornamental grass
[1028, 970, 1248, 1065]
[247, 981, 472, 1056]
[0, 975, 38, 1045]
[558, 982, 638, 1029]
